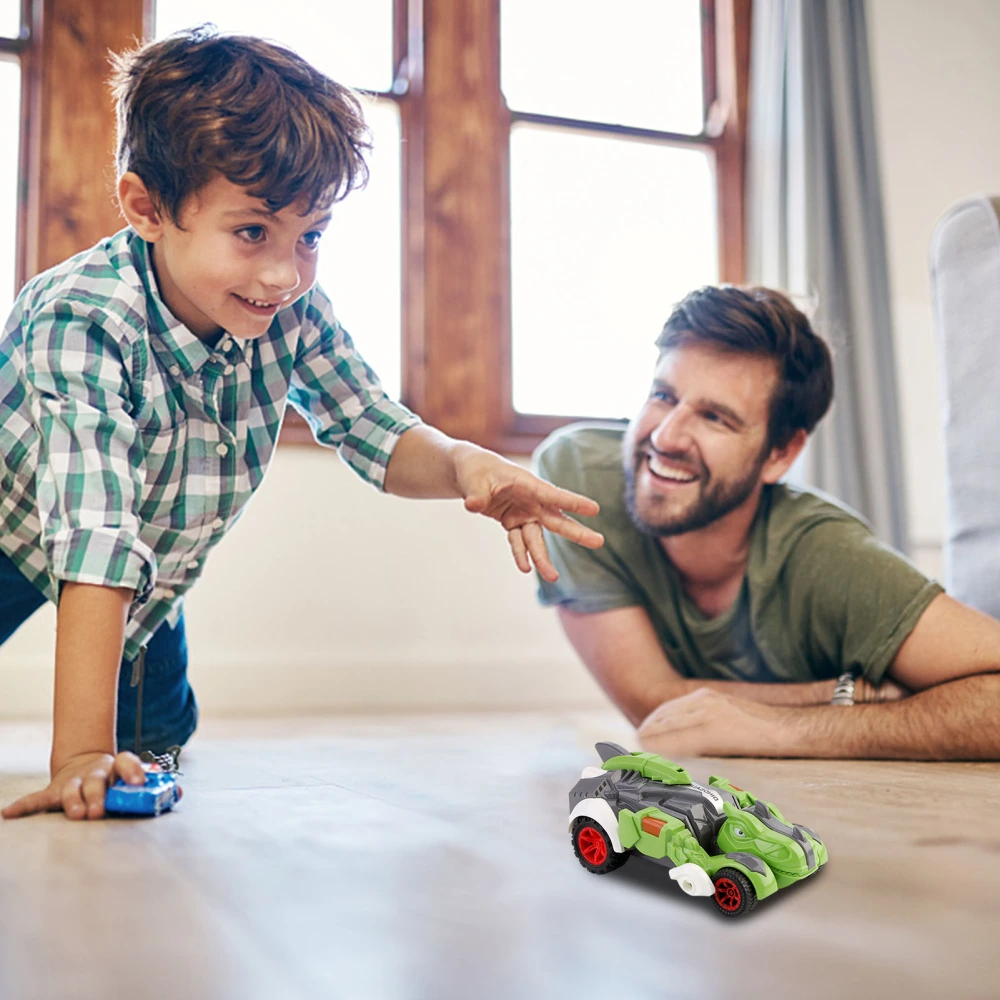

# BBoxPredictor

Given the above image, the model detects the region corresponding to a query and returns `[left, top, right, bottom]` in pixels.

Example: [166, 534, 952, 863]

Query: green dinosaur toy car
[568, 742, 827, 916]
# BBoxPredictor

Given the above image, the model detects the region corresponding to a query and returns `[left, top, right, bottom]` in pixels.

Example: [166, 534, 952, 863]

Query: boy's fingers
[539, 511, 604, 549]
[113, 751, 146, 786]
[60, 776, 86, 821]
[2, 789, 56, 820]
[507, 528, 530, 573]
[82, 771, 109, 819]
[527, 480, 600, 518]
[523, 522, 558, 582]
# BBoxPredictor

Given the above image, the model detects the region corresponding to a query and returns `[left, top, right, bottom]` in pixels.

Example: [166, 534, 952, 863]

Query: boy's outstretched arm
[1, 583, 147, 820]
[383, 425, 604, 582]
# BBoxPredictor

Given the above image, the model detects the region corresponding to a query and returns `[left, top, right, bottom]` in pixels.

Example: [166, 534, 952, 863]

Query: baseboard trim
[0, 657, 607, 720]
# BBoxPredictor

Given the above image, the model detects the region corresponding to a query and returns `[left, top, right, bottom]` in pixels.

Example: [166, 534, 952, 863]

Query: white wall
[868, 0, 1000, 575]
[0, 447, 607, 717]
[4, 2, 997, 717]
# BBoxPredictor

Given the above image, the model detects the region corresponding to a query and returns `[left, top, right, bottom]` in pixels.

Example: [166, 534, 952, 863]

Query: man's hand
[637, 688, 794, 758]
[1, 751, 147, 821]
[454, 445, 604, 582]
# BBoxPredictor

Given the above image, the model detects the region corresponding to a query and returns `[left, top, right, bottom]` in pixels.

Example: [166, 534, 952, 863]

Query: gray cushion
[930, 196, 1000, 617]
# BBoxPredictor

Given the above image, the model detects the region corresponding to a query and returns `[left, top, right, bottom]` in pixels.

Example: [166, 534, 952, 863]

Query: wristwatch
[831, 672, 856, 706]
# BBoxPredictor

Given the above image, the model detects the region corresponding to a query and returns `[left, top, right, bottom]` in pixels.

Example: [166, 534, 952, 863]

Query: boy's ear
[118, 172, 167, 241]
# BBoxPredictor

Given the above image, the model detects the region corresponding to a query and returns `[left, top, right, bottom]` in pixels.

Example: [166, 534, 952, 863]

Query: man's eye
[651, 390, 674, 404]
[301, 230, 324, 249]
[237, 226, 266, 244]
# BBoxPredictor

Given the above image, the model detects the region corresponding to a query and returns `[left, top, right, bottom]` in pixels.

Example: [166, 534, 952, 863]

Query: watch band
[831, 672, 856, 706]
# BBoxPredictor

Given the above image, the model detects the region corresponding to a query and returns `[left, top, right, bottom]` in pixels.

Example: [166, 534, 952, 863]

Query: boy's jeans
[0, 550, 198, 753]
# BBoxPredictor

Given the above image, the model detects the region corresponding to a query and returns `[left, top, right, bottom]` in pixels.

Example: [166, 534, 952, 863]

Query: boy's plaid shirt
[0, 228, 420, 659]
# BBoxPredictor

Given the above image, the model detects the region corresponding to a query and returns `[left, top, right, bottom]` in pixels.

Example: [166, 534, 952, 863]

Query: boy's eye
[236, 225, 266, 244]
[301, 230, 324, 249]
[651, 390, 674, 404]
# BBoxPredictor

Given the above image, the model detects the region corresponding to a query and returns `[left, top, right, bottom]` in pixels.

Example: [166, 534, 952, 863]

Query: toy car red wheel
[571, 817, 629, 874]
[712, 867, 757, 917]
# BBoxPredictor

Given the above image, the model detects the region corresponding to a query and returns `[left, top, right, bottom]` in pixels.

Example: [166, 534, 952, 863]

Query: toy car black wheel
[571, 817, 629, 874]
[712, 868, 757, 917]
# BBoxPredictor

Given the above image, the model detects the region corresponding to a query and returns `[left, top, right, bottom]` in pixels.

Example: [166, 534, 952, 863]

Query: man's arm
[2, 583, 146, 820]
[637, 593, 1000, 760]
[637, 673, 1000, 760]
[888, 592, 1000, 689]
[558, 604, 839, 726]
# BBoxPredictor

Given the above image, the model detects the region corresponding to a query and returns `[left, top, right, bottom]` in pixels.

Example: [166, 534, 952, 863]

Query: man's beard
[624, 441, 767, 537]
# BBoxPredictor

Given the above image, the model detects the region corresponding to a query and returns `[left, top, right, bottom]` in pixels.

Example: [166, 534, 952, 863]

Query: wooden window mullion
[27, 0, 147, 280]
[415, 0, 506, 450]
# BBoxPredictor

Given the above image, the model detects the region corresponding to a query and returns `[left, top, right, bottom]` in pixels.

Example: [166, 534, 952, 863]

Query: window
[503, 0, 719, 420]
[410, 0, 750, 451]
[16, 0, 749, 454]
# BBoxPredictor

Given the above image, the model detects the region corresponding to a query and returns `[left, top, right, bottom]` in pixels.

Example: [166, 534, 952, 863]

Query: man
[535, 285, 1000, 760]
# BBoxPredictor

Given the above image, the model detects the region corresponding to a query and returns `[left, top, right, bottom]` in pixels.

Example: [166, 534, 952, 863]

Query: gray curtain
[746, 0, 908, 552]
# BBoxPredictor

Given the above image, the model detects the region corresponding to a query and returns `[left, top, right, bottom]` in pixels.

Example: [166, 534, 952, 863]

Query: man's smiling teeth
[647, 455, 698, 482]
[240, 295, 279, 308]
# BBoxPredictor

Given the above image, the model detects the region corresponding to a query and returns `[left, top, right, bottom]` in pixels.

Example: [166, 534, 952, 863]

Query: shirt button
[220, 337, 232, 351]
[169, 365, 181, 376]
[212, 517, 224, 530]
[223, 364, 234, 375]
[187, 559, 199, 569]
[215, 443, 228, 457]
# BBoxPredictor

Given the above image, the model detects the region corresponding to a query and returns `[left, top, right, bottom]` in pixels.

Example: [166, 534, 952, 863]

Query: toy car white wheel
[571, 817, 629, 874]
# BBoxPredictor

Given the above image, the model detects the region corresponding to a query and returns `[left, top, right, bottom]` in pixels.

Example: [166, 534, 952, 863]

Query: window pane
[0, 0, 18, 38]
[315, 100, 401, 400]
[0, 59, 20, 319]
[154, 0, 395, 93]
[510, 125, 717, 418]
[501, 0, 703, 135]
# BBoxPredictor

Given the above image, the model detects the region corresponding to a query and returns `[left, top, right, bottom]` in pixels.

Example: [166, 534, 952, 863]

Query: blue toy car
[104, 768, 181, 817]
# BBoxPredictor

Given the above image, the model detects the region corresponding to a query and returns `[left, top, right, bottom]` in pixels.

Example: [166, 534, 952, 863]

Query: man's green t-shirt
[535, 424, 943, 686]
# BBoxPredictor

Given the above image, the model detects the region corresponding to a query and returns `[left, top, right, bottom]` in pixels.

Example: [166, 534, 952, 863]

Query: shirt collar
[131, 233, 249, 376]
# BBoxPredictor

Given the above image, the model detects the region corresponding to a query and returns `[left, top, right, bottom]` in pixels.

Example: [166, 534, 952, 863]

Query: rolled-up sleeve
[25, 301, 156, 603]
[287, 284, 421, 490]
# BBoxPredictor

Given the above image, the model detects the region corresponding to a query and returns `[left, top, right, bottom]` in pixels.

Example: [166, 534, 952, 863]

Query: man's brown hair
[110, 25, 371, 222]
[656, 285, 834, 450]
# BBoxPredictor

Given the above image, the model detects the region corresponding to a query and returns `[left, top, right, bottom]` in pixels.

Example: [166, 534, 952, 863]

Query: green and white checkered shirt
[0, 227, 420, 659]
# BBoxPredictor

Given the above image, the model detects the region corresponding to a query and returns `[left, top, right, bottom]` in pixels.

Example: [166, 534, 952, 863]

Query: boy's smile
[121, 173, 332, 341]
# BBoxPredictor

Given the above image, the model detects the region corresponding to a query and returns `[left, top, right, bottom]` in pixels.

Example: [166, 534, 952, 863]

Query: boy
[0, 27, 603, 821]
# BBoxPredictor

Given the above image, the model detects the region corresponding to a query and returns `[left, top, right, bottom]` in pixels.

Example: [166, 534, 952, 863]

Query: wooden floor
[0, 712, 997, 1000]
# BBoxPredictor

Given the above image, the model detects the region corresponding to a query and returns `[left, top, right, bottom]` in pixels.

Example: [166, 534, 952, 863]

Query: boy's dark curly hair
[110, 24, 371, 222]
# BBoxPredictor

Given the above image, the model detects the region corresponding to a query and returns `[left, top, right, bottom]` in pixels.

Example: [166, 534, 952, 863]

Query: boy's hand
[455, 446, 604, 582]
[1, 750, 146, 820]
